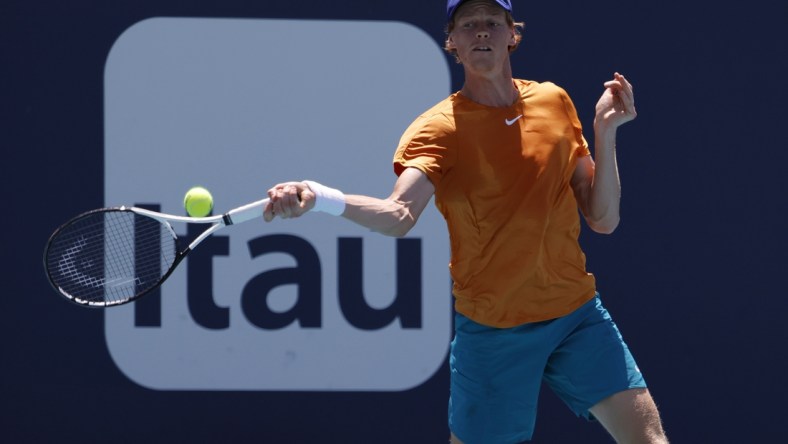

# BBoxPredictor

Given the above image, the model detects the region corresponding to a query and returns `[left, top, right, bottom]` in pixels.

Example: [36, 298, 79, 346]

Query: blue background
[3, 0, 787, 442]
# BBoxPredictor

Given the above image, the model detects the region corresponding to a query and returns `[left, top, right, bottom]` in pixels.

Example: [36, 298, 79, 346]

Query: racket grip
[225, 198, 270, 225]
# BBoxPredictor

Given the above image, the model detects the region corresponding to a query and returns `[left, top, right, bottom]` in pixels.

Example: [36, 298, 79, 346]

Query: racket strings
[46, 210, 178, 306]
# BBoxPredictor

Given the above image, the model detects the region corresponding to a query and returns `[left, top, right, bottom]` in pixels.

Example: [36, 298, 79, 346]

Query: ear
[445, 35, 456, 51]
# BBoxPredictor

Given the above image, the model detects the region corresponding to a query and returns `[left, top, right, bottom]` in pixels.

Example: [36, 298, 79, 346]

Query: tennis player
[264, 0, 668, 442]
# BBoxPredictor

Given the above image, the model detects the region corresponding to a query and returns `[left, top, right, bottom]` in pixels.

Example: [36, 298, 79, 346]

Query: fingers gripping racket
[43, 198, 269, 308]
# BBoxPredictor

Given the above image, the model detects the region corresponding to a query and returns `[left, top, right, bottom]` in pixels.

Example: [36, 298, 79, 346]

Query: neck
[460, 63, 517, 107]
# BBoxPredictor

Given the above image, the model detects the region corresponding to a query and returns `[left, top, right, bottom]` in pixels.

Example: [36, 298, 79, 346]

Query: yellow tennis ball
[183, 186, 214, 217]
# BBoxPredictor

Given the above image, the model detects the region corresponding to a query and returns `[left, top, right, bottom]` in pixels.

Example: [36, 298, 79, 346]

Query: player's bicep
[571, 154, 595, 216]
[390, 167, 435, 223]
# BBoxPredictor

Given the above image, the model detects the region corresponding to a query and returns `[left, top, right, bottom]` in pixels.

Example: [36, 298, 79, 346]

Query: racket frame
[44, 198, 269, 307]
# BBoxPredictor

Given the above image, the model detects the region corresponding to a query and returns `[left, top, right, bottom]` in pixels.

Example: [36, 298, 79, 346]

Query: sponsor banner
[104, 18, 452, 391]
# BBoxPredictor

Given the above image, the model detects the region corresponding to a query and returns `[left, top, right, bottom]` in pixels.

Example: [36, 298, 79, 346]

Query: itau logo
[104, 18, 452, 391]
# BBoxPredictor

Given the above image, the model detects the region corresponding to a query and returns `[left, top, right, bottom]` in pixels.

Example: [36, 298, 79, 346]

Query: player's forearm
[342, 194, 417, 237]
[587, 127, 621, 234]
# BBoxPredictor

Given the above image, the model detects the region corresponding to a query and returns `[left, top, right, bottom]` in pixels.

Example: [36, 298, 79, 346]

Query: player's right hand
[263, 181, 315, 221]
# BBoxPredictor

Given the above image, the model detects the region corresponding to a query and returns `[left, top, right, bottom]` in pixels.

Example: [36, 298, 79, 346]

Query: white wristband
[303, 180, 346, 216]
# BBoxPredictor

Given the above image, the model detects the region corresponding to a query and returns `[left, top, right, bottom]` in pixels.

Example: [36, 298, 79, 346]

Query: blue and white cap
[446, 0, 513, 21]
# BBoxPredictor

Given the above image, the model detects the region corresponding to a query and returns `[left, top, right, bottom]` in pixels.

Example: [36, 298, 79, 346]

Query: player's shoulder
[395, 100, 457, 151]
[515, 78, 570, 99]
[421, 94, 457, 118]
[406, 95, 457, 132]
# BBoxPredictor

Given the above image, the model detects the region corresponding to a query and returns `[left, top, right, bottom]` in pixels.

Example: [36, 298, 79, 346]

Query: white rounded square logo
[104, 18, 452, 391]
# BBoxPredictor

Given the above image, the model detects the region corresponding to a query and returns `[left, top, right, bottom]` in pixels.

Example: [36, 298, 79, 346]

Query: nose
[476, 30, 489, 39]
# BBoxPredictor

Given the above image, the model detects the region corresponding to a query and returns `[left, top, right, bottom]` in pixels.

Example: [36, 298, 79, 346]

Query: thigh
[448, 313, 551, 444]
[543, 296, 646, 419]
[590, 388, 668, 443]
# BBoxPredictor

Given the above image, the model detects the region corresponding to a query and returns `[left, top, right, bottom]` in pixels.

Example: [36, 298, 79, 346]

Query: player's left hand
[594, 72, 636, 130]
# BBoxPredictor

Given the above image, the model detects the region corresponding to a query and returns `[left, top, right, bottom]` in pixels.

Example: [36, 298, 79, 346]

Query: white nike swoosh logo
[505, 114, 523, 126]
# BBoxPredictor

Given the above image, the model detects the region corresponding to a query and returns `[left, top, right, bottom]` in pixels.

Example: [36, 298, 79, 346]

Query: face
[446, 0, 516, 73]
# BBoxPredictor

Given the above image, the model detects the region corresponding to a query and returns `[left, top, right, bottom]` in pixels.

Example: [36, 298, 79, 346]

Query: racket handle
[224, 198, 270, 225]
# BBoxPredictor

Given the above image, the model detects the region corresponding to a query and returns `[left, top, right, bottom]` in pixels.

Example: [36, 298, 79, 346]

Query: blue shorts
[448, 294, 646, 444]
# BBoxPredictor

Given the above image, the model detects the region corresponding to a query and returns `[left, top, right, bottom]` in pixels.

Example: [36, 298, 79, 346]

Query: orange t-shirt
[393, 79, 597, 327]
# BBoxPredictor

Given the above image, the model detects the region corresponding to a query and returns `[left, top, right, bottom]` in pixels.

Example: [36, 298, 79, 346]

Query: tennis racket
[43, 198, 270, 308]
